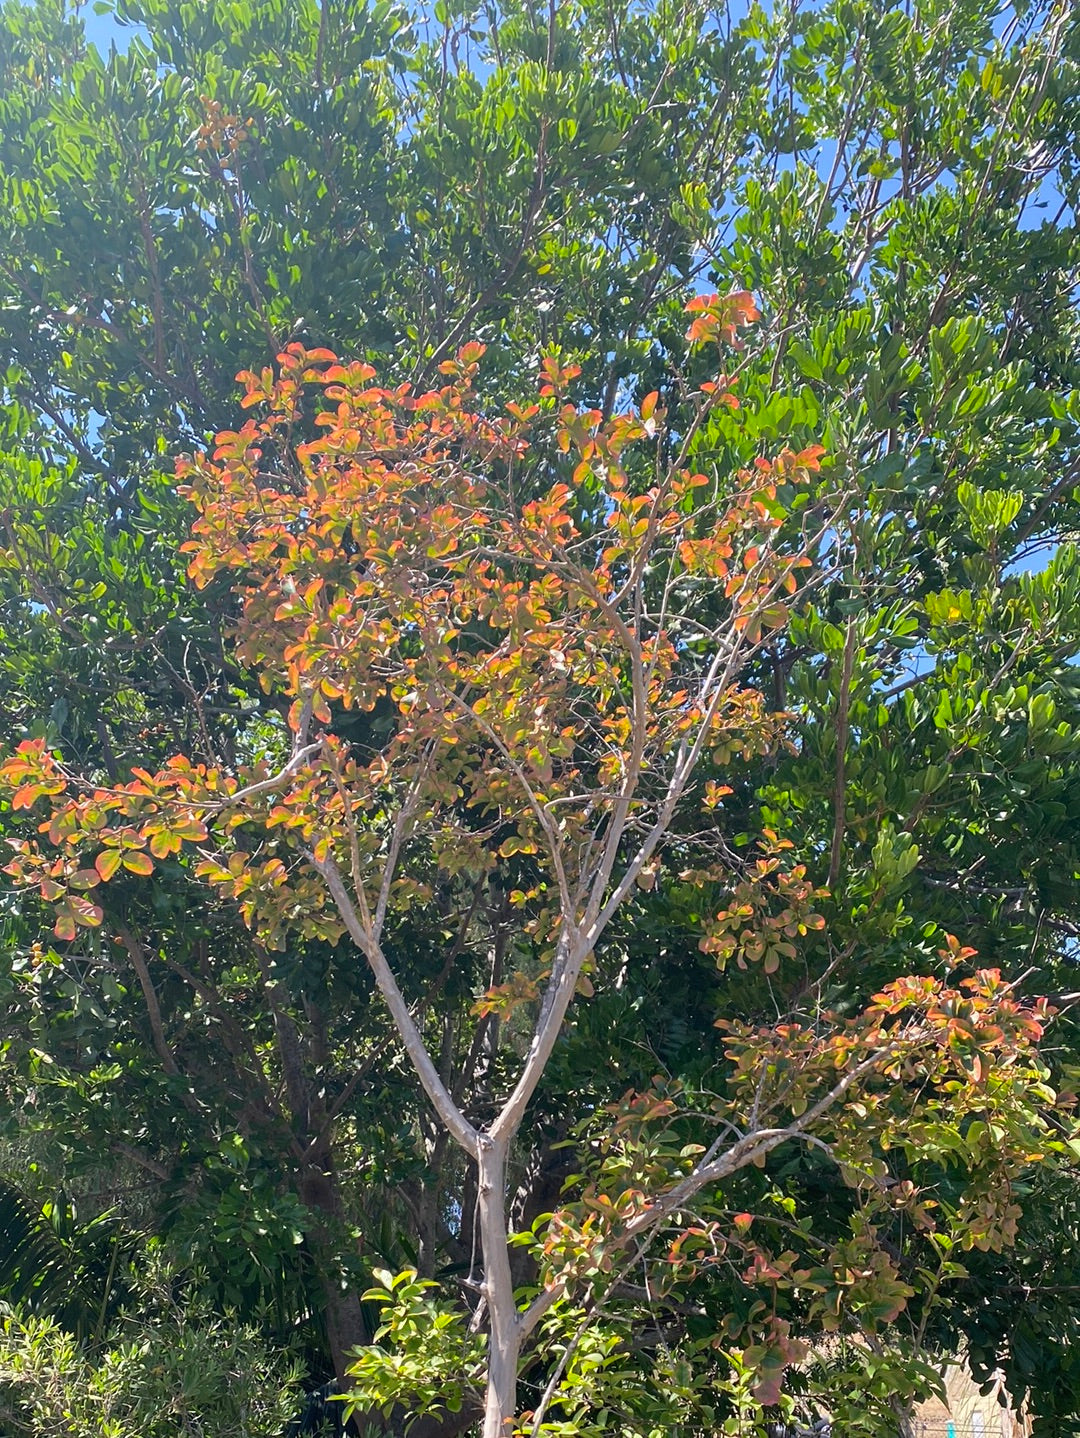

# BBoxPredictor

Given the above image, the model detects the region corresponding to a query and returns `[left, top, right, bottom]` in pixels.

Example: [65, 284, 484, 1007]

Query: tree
[0, 315, 1063, 1436]
[1, 0, 1079, 1430]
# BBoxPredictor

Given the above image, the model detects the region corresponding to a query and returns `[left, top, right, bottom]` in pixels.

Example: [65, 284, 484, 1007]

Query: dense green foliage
[0, 1258, 303, 1437]
[0, 0, 1079, 1432]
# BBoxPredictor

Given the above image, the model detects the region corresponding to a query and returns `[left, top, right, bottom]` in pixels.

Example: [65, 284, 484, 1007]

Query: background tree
[0, 0, 1078, 1431]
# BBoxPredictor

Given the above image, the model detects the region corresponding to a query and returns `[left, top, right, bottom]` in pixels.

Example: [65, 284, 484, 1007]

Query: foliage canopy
[0, 0, 1079, 1433]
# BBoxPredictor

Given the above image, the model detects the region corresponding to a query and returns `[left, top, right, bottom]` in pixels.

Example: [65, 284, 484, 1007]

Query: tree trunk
[477, 1138, 520, 1438]
[299, 1161, 370, 1386]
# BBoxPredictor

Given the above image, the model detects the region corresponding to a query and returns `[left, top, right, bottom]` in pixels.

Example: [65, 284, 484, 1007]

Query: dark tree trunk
[299, 1160, 370, 1385]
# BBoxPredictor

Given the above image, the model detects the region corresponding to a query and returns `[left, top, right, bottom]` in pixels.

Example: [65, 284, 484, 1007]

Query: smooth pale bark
[477, 1138, 520, 1438]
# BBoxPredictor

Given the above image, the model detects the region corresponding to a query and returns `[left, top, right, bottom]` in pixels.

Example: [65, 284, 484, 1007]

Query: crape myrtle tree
[0, 0, 1079, 1430]
[0, 309, 1062, 1437]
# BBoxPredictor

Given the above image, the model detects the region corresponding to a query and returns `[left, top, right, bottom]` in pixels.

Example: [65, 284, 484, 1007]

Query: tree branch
[828, 616, 857, 888]
[312, 852, 480, 1157]
[115, 925, 199, 1116]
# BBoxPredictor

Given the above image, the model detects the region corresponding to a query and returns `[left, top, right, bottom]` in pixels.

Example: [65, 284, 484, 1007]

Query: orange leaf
[95, 849, 122, 882]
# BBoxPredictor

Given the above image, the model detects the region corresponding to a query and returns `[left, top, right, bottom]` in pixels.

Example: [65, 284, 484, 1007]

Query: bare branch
[115, 925, 199, 1116]
[619, 1046, 898, 1247]
[312, 851, 480, 1157]
[828, 615, 858, 888]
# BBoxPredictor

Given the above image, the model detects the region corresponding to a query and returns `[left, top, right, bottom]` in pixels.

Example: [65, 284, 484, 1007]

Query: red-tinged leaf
[122, 851, 155, 876]
[39, 878, 64, 902]
[69, 869, 101, 891]
[149, 830, 176, 858]
[760, 604, 790, 629]
[796, 443, 826, 469]
[54, 913, 77, 942]
[733, 1213, 754, 1234]
[751, 1366, 785, 1408]
[71, 897, 103, 927]
[11, 783, 43, 810]
[640, 390, 659, 421]
[728, 290, 760, 325]
[95, 849, 122, 882]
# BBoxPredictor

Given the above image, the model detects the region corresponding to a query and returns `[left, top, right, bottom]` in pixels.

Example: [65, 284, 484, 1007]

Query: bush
[0, 1266, 304, 1438]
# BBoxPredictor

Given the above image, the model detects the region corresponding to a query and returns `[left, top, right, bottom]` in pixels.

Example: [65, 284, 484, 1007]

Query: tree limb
[312, 852, 480, 1157]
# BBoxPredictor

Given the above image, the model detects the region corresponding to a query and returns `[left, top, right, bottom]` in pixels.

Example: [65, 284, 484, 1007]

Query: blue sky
[80, 2, 143, 52]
